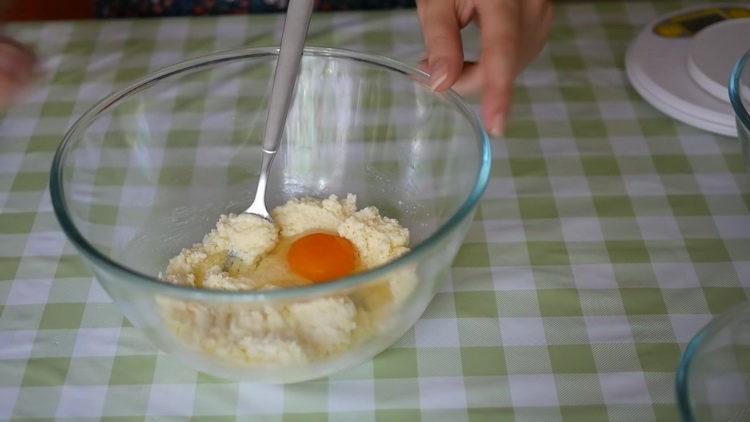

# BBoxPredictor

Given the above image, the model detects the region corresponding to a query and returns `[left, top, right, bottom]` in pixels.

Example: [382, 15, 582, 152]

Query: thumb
[451, 61, 482, 97]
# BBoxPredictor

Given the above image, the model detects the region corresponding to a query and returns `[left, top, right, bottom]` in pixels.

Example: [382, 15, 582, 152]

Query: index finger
[416, 0, 464, 91]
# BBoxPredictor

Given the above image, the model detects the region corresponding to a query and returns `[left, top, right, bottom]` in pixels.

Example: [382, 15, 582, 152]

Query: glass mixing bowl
[676, 51, 750, 421]
[730, 50, 749, 165]
[676, 302, 750, 421]
[50, 47, 490, 383]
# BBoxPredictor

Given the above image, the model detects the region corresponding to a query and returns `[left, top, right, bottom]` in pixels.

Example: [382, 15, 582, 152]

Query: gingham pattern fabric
[2, 1, 749, 420]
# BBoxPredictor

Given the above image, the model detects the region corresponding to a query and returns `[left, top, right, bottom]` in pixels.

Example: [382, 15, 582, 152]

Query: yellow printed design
[653, 7, 750, 38]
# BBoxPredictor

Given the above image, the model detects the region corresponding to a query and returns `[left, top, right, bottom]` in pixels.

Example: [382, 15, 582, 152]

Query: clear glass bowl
[676, 302, 750, 421]
[50, 47, 490, 382]
[730, 50, 749, 163]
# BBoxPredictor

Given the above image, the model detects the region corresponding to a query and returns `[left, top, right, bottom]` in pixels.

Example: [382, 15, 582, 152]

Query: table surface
[2, 1, 749, 421]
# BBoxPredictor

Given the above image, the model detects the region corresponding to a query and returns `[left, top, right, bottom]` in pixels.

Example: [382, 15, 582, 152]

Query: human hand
[0, 36, 36, 109]
[416, 0, 553, 136]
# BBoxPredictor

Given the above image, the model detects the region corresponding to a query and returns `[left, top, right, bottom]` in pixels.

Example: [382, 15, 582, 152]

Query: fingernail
[489, 113, 506, 137]
[430, 60, 449, 91]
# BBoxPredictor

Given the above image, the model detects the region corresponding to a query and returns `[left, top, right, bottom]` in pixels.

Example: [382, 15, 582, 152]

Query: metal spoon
[245, 0, 314, 220]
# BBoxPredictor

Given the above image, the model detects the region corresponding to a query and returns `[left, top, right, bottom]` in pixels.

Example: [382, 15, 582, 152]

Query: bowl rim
[675, 301, 750, 421]
[729, 50, 750, 131]
[49, 46, 492, 301]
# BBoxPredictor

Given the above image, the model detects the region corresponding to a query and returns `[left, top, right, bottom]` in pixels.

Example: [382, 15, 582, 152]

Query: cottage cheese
[159, 194, 415, 366]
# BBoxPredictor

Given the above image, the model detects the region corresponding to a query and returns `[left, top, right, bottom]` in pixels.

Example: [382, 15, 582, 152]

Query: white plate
[625, 4, 749, 136]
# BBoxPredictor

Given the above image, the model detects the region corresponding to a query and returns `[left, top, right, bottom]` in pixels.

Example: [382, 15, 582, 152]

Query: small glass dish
[676, 301, 750, 421]
[729, 50, 749, 164]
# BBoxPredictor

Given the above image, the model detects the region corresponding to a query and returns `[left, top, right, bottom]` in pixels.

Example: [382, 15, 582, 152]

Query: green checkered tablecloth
[2, 1, 749, 420]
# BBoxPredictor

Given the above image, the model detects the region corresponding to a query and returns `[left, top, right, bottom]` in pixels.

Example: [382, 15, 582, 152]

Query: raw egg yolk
[287, 232, 357, 282]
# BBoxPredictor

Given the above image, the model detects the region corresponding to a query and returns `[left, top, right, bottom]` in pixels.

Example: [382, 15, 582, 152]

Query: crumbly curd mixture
[159, 194, 416, 366]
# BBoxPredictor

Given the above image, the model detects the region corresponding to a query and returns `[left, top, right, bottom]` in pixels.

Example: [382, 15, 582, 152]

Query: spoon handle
[261, 0, 314, 153]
